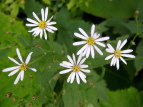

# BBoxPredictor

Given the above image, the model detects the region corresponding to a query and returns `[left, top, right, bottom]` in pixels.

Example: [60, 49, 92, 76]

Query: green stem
[28, 53, 46, 65]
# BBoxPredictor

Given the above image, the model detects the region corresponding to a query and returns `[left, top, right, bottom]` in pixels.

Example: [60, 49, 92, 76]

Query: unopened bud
[6, 32, 11, 34]
[12, 98, 17, 101]
[5, 92, 12, 98]
[131, 41, 136, 46]
[29, 74, 33, 78]
[32, 96, 37, 100]
[10, 20, 14, 24]
[20, 85, 24, 88]
[135, 10, 139, 16]
[27, 102, 33, 107]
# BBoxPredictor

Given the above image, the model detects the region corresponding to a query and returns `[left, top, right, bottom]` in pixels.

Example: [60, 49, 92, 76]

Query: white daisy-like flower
[105, 39, 135, 70]
[26, 7, 58, 40]
[59, 54, 90, 84]
[2, 48, 37, 84]
[73, 24, 110, 58]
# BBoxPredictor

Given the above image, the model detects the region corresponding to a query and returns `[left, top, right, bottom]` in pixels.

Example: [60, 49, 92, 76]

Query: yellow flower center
[114, 50, 121, 58]
[72, 65, 80, 72]
[38, 21, 47, 29]
[86, 37, 95, 45]
[19, 63, 28, 71]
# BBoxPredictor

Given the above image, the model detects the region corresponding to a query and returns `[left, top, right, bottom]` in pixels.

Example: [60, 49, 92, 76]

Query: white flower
[105, 39, 135, 70]
[73, 24, 109, 58]
[59, 54, 90, 84]
[26, 7, 58, 40]
[2, 48, 37, 85]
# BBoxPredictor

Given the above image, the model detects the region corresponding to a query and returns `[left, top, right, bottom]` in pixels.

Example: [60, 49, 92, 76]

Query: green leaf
[78, 0, 139, 18]
[99, 87, 143, 107]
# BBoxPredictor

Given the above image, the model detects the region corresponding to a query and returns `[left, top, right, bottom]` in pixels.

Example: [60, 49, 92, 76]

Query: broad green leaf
[78, 0, 139, 18]
[99, 87, 143, 107]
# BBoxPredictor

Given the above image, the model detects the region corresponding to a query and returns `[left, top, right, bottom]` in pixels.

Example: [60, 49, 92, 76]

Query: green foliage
[0, 0, 143, 107]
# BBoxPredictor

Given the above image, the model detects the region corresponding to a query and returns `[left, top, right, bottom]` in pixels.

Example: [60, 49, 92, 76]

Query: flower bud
[5, 92, 12, 98]
[135, 10, 139, 16]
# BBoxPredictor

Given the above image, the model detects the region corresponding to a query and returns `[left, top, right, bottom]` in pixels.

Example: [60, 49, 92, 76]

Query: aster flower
[26, 7, 57, 40]
[73, 24, 109, 58]
[2, 48, 37, 84]
[105, 39, 135, 70]
[59, 54, 90, 84]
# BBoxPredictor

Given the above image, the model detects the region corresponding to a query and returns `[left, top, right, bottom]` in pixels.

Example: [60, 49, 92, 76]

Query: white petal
[81, 69, 90, 73]
[96, 42, 106, 47]
[79, 58, 86, 65]
[59, 69, 71, 74]
[8, 57, 20, 65]
[121, 54, 135, 58]
[116, 58, 120, 70]
[70, 72, 75, 83]
[29, 68, 37, 72]
[106, 48, 114, 53]
[48, 26, 57, 31]
[26, 24, 37, 27]
[82, 46, 89, 57]
[113, 57, 117, 66]
[20, 70, 24, 81]
[90, 46, 95, 58]
[105, 54, 114, 60]
[47, 16, 53, 23]
[41, 8, 44, 21]
[78, 72, 87, 83]
[72, 54, 76, 64]
[93, 33, 100, 39]
[2, 66, 19, 72]
[14, 72, 21, 84]
[73, 41, 86, 46]
[77, 44, 88, 55]
[79, 28, 88, 38]
[107, 44, 115, 52]
[45, 7, 48, 21]
[26, 18, 38, 24]
[76, 73, 80, 84]
[8, 69, 19, 76]
[48, 22, 56, 25]
[94, 45, 103, 55]
[74, 33, 87, 40]
[45, 28, 54, 33]
[40, 30, 43, 39]
[110, 56, 116, 66]
[67, 55, 74, 64]
[116, 40, 121, 50]
[29, 27, 40, 32]
[44, 29, 47, 40]
[119, 39, 127, 50]
[80, 65, 88, 68]
[91, 24, 95, 36]
[16, 48, 23, 63]
[67, 72, 73, 83]
[120, 57, 127, 65]
[77, 54, 82, 65]
[25, 52, 33, 64]
[60, 63, 72, 68]
[79, 71, 86, 78]
[96, 37, 109, 42]
[32, 12, 40, 22]
[62, 61, 73, 67]
[86, 46, 90, 58]
[121, 49, 133, 53]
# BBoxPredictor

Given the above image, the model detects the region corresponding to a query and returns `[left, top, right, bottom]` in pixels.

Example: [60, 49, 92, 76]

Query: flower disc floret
[114, 50, 121, 58]
[19, 63, 28, 71]
[86, 37, 95, 45]
[72, 65, 80, 72]
[38, 21, 47, 29]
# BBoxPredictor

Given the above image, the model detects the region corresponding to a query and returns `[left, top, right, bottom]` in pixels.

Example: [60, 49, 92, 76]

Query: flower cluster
[2, 7, 136, 85]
